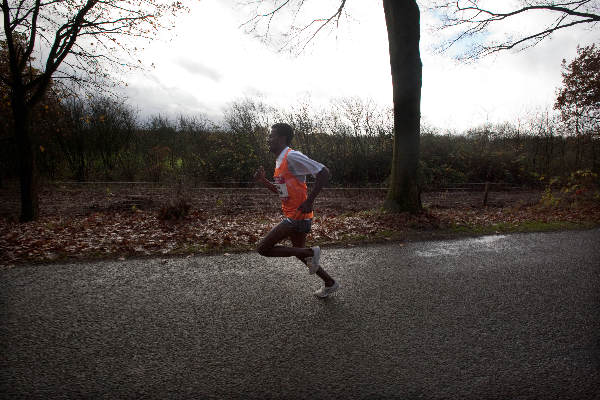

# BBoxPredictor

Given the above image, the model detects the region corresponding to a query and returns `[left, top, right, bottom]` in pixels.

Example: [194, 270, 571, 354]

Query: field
[1, 182, 598, 267]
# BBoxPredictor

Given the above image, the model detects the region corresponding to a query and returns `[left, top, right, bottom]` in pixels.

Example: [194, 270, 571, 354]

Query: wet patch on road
[415, 234, 508, 258]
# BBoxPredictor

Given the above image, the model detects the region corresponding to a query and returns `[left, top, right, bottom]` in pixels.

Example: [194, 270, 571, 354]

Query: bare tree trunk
[12, 90, 39, 222]
[382, 0, 422, 213]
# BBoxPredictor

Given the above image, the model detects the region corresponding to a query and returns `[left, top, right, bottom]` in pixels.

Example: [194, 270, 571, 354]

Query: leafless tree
[1, 0, 184, 221]
[239, 0, 423, 213]
[430, 0, 600, 59]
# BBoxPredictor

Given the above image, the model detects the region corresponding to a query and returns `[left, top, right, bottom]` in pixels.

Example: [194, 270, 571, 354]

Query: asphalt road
[2, 229, 599, 399]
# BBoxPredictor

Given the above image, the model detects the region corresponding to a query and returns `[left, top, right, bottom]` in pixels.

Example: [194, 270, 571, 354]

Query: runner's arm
[298, 166, 330, 213]
[254, 166, 278, 194]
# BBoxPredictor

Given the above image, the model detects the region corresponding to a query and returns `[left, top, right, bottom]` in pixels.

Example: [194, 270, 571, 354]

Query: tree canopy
[555, 44, 600, 136]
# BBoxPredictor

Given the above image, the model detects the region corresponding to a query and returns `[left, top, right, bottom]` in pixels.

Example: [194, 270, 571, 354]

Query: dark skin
[254, 128, 334, 286]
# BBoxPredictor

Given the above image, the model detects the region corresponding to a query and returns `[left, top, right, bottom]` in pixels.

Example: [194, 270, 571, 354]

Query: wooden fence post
[483, 182, 490, 207]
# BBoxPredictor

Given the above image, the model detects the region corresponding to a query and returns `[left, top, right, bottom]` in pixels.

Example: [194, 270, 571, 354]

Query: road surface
[2, 229, 599, 399]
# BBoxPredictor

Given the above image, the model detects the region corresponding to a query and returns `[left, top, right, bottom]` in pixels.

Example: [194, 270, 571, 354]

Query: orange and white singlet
[274, 148, 314, 220]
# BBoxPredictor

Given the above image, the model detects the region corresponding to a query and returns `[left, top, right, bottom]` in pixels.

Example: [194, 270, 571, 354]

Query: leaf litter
[1, 191, 599, 266]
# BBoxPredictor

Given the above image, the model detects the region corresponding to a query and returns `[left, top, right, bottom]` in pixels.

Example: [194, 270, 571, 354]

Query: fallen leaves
[0, 210, 279, 266]
[1, 192, 599, 266]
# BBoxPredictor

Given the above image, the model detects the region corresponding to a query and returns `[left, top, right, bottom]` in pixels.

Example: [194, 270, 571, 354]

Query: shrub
[539, 169, 600, 208]
[158, 197, 191, 221]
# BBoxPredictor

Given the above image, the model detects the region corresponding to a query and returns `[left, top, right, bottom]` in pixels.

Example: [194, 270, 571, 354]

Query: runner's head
[269, 123, 294, 154]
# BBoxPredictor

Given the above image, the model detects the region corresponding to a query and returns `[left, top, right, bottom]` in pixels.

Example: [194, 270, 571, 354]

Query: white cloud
[118, 0, 599, 131]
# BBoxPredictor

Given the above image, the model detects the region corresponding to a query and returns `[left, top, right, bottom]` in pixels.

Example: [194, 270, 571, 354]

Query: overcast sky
[120, 0, 599, 132]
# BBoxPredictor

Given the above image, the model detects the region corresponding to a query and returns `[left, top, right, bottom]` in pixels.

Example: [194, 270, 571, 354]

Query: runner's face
[268, 129, 285, 154]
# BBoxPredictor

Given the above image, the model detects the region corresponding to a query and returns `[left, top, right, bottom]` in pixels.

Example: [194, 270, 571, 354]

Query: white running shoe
[314, 281, 340, 298]
[306, 246, 321, 274]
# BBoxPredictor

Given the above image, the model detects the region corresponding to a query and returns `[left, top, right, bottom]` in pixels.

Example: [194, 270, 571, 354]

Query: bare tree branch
[497, 18, 594, 51]
[239, 0, 348, 53]
[296, 0, 346, 53]
[430, 0, 600, 59]
[2, 0, 185, 105]
[20, 0, 40, 70]
[456, 3, 599, 22]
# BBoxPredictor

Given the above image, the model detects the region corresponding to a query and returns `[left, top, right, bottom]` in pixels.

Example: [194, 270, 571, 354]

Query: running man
[254, 123, 340, 298]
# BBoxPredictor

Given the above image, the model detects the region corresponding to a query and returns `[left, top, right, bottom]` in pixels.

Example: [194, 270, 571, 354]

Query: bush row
[1, 96, 599, 189]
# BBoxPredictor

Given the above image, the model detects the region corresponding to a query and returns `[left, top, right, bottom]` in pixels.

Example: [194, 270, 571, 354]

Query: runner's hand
[298, 199, 313, 213]
[254, 166, 265, 182]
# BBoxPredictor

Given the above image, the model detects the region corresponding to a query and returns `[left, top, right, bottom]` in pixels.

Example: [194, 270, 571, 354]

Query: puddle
[416, 235, 507, 258]
[468, 235, 507, 245]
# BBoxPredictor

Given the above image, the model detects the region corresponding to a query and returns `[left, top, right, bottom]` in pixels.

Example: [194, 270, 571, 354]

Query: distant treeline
[1, 96, 598, 188]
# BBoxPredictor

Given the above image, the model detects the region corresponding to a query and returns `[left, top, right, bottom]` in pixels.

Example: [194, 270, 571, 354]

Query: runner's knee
[256, 241, 271, 256]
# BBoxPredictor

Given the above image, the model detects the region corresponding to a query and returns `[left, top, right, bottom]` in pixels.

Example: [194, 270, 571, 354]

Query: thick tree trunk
[382, 0, 422, 213]
[12, 92, 39, 222]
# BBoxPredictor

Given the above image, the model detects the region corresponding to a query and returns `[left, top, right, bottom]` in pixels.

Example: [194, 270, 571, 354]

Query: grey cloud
[120, 77, 220, 122]
[176, 57, 223, 82]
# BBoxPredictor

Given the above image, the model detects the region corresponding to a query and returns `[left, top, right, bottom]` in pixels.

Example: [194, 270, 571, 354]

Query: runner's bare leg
[257, 223, 313, 258]
[290, 231, 335, 286]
